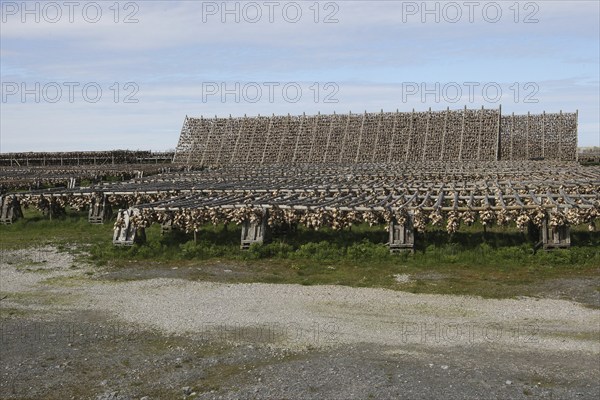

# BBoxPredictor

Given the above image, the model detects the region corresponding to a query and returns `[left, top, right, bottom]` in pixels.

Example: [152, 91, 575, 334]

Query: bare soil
[1, 247, 599, 399]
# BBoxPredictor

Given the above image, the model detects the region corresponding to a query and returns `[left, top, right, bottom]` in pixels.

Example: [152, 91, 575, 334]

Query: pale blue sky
[1, 0, 598, 151]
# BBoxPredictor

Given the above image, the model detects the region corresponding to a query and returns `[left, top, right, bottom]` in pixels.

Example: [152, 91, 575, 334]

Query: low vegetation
[1, 208, 598, 299]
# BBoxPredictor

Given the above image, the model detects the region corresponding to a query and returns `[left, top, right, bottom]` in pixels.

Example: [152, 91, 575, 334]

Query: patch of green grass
[2, 213, 599, 299]
[0, 208, 113, 250]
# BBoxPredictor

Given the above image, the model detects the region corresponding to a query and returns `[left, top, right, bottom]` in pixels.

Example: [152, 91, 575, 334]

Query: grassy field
[1, 208, 599, 299]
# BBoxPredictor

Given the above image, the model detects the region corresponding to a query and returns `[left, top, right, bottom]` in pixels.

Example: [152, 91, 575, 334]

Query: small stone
[224, 269, 232, 273]
[506, 380, 512, 385]
[441, 365, 448, 370]
[140, 397, 150, 400]
[182, 386, 192, 395]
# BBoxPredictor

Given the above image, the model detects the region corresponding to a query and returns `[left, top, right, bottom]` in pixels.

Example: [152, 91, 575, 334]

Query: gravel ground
[1, 246, 599, 399]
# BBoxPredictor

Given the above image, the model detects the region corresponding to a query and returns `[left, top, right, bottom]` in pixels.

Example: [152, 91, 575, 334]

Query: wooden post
[575, 110, 579, 162]
[260, 114, 275, 165]
[510, 111, 515, 161]
[339, 111, 352, 163]
[476, 106, 483, 161]
[185, 116, 198, 165]
[323, 111, 336, 163]
[439, 107, 449, 161]
[240, 210, 269, 250]
[387, 109, 399, 163]
[354, 111, 367, 163]
[230, 114, 246, 163]
[405, 109, 415, 162]
[245, 113, 261, 163]
[372, 110, 384, 163]
[308, 112, 320, 163]
[526, 111, 530, 160]
[200, 115, 218, 166]
[541, 111, 545, 159]
[458, 106, 466, 161]
[496, 104, 501, 161]
[276, 114, 291, 164]
[558, 110, 563, 160]
[292, 112, 305, 163]
[388, 212, 415, 253]
[215, 115, 232, 166]
[0, 196, 23, 225]
[422, 108, 431, 162]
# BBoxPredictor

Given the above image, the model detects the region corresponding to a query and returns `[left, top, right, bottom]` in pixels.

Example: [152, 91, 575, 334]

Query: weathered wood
[389, 213, 415, 253]
[539, 216, 571, 250]
[0, 195, 23, 225]
[113, 208, 145, 246]
[240, 211, 269, 250]
[171, 107, 573, 167]
[88, 195, 113, 224]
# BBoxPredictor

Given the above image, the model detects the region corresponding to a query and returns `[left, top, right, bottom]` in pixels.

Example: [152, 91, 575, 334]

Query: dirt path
[1, 247, 599, 399]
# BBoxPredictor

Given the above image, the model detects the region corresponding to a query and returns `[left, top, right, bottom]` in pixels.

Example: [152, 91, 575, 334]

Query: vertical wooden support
[245, 113, 260, 163]
[113, 208, 146, 246]
[260, 114, 275, 165]
[526, 111, 530, 160]
[0, 195, 23, 225]
[88, 195, 113, 224]
[200, 115, 218, 166]
[558, 110, 563, 161]
[575, 110, 579, 162]
[439, 107, 449, 161]
[292, 113, 305, 163]
[387, 110, 399, 163]
[161, 219, 174, 235]
[240, 210, 269, 250]
[476, 106, 484, 161]
[230, 114, 246, 163]
[388, 213, 415, 253]
[308, 112, 321, 163]
[541, 111, 546, 159]
[184, 116, 196, 165]
[276, 114, 291, 164]
[538, 214, 571, 250]
[215, 115, 232, 166]
[458, 106, 466, 161]
[354, 111, 367, 163]
[510, 111, 515, 161]
[422, 108, 431, 162]
[323, 111, 336, 163]
[371, 110, 384, 163]
[405, 109, 415, 162]
[339, 111, 352, 163]
[495, 104, 501, 161]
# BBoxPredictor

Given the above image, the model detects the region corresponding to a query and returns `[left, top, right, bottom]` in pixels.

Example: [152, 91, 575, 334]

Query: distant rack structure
[579, 147, 600, 165]
[1, 107, 597, 252]
[0, 151, 177, 192]
[173, 107, 578, 167]
[0, 150, 175, 167]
